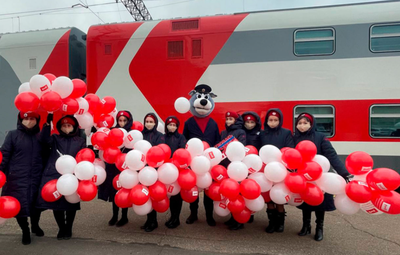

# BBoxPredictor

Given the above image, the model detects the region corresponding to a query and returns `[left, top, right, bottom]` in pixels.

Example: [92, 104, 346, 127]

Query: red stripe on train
[39, 30, 70, 77]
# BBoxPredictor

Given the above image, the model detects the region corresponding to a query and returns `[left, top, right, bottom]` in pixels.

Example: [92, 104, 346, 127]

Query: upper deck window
[294, 28, 335, 56]
[370, 24, 400, 53]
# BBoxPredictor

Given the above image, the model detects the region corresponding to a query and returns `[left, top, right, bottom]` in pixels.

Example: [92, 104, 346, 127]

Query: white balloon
[134, 140, 152, 156]
[92, 165, 107, 186]
[29, 74, 51, 98]
[227, 161, 248, 182]
[76, 97, 89, 115]
[110, 108, 118, 118]
[166, 181, 181, 196]
[203, 148, 222, 167]
[196, 172, 213, 189]
[74, 161, 95, 181]
[65, 192, 81, 204]
[248, 172, 273, 192]
[51, 76, 73, 98]
[269, 182, 291, 205]
[56, 174, 79, 196]
[264, 162, 288, 183]
[334, 194, 360, 215]
[158, 163, 179, 184]
[315, 173, 346, 195]
[119, 169, 139, 189]
[244, 195, 265, 212]
[186, 138, 204, 158]
[157, 122, 165, 134]
[213, 200, 230, 217]
[313, 155, 331, 173]
[174, 97, 190, 114]
[55, 155, 77, 175]
[18, 82, 31, 94]
[190, 155, 211, 175]
[75, 112, 93, 129]
[132, 199, 153, 216]
[360, 201, 384, 215]
[259, 145, 282, 164]
[85, 128, 92, 137]
[125, 150, 146, 171]
[93, 158, 105, 169]
[352, 171, 371, 182]
[287, 192, 304, 206]
[119, 128, 128, 140]
[138, 166, 158, 186]
[124, 130, 143, 149]
[242, 154, 263, 174]
[226, 141, 246, 162]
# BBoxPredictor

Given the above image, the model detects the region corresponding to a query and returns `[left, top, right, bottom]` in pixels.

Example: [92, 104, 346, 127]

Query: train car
[0, 27, 86, 144]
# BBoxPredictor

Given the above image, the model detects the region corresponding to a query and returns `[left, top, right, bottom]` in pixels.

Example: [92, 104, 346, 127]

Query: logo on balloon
[361, 166, 372, 172]
[304, 173, 312, 181]
[381, 202, 391, 212]
[219, 203, 227, 209]
[142, 188, 149, 196]
[208, 152, 215, 159]
[168, 186, 174, 193]
[127, 135, 133, 142]
[53, 191, 61, 199]
[285, 195, 290, 202]
[376, 182, 387, 190]
[40, 85, 49, 92]
[192, 191, 198, 196]
[92, 175, 98, 183]
[102, 121, 108, 127]
[217, 174, 224, 181]
[116, 181, 121, 188]
[63, 105, 68, 111]
[78, 109, 84, 114]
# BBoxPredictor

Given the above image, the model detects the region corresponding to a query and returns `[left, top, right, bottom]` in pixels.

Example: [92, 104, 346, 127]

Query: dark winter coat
[142, 113, 163, 146]
[242, 111, 262, 150]
[183, 116, 221, 147]
[0, 114, 44, 217]
[221, 115, 246, 145]
[260, 108, 294, 149]
[162, 116, 186, 157]
[98, 111, 133, 202]
[294, 113, 349, 212]
[36, 115, 86, 211]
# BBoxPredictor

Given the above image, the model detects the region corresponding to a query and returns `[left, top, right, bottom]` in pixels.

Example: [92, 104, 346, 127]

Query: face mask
[226, 117, 235, 127]
[244, 121, 256, 130]
[145, 122, 156, 130]
[22, 118, 37, 129]
[167, 123, 177, 133]
[297, 122, 311, 133]
[61, 124, 74, 134]
[267, 116, 280, 129]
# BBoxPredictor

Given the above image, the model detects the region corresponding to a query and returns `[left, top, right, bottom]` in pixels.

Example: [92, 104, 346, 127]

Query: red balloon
[129, 184, 150, 206]
[232, 207, 252, 224]
[40, 91, 62, 112]
[284, 172, 307, 193]
[177, 169, 197, 190]
[76, 148, 95, 163]
[77, 180, 97, 201]
[295, 140, 317, 162]
[0, 196, 21, 218]
[220, 178, 240, 200]
[0, 171, 6, 189]
[0, 151, 2, 164]
[202, 141, 210, 150]
[345, 180, 372, 203]
[115, 153, 128, 171]
[14, 92, 40, 113]
[69, 79, 87, 99]
[91, 132, 109, 150]
[298, 161, 323, 181]
[180, 186, 199, 203]
[149, 181, 167, 201]
[100, 96, 116, 114]
[107, 128, 124, 147]
[367, 168, 400, 192]
[41, 179, 62, 202]
[112, 174, 122, 190]
[240, 179, 261, 200]
[146, 146, 165, 168]
[114, 188, 132, 208]
[152, 196, 170, 213]
[85, 94, 102, 114]
[97, 114, 115, 128]
[206, 182, 223, 201]
[300, 183, 324, 206]
[371, 190, 400, 215]
[345, 151, 374, 175]
[103, 147, 121, 164]
[158, 144, 172, 161]
[61, 98, 79, 115]
[281, 148, 303, 170]
[228, 195, 246, 213]
[131, 121, 144, 132]
[280, 147, 291, 154]
[43, 73, 56, 84]
[261, 191, 271, 203]
[245, 145, 258, 156]
[210, 165, 228, 183]
[172, 149, 192, 168]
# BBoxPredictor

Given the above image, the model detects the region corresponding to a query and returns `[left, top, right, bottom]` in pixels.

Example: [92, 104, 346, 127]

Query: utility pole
[117, 0, 152, 21]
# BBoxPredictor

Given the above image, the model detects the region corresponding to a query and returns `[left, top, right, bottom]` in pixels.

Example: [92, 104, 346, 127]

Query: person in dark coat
[141, 113, 163, 232]
[260, 108, 294, 234]
[162, 116, 186, 229]
[36, 115, 86, 240]
[0, 112, 44, 245]
[98, 110, 133, 227]
[242, 111, 262, 151]
[294, 113, 351, 241]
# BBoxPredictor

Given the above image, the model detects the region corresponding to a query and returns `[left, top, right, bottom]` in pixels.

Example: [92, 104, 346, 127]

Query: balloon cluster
[0, 151, 21, 224]
[41, 149, 106, 204]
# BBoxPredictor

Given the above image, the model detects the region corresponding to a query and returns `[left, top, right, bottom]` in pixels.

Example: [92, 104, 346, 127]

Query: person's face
[22, 117, 37, 129]
[244, 120, 256, 130]
[297, 118, 311, 133]
[118, 116, 128, 127]
[61, 123, 74, 134]
[267, 116, 280, 128]
[167, 123, 177, 133]
[226, 117, 235, 127]
[145, 117, 156, 130]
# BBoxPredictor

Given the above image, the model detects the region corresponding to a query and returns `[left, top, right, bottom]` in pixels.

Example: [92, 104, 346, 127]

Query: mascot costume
[183, 84, 221, 226]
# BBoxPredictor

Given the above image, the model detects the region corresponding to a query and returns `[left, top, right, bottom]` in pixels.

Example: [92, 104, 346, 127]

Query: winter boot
[265, 209, 277, 233]
[31, 209, 44, 237]
[53, 211, 66, 240]
[298, 210, 312, 236]
[275, 211, 286, 233]
[64, 210, 76, 240]
[314, 211, 325, 241]
[116, 208, 128, 227]
[108, 202, 119, 226]
[17, 217, 31, 245]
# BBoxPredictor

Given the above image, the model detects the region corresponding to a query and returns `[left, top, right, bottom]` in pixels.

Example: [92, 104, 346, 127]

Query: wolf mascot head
[188, 84, 217, 118]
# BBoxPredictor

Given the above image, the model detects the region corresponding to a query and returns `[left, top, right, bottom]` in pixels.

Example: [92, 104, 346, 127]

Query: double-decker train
[1, 1, 400, 170]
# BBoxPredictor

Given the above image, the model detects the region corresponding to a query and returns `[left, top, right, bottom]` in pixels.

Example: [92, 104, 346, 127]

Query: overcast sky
[0, 0, 389, 34]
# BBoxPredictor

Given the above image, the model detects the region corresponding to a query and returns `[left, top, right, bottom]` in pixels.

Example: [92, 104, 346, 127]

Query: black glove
[46, 113, 53, 124]
[91, 126, 97, 133]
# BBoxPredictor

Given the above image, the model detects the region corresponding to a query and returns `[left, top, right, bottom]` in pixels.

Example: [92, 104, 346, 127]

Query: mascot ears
[189, 84, 217, 98]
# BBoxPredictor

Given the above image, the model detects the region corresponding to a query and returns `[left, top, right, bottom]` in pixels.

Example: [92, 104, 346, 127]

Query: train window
[294, 28, 335, 56]
[192, 39, 202, 58]
[370, 24, 400, 52]
[370, 105, 400, 138]
[168, 41, 184, 59]
[29, 58, 36, 70]
[294, 105, 335, 137]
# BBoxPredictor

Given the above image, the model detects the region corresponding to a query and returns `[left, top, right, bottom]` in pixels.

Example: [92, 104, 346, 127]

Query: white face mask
[267, 116, 280, 129]
[244, 121, 256, 130]
[22, 117, 37, 129]
[145, 117, 156, 130]
[226, 117, 235, 127]
[61, 124, 74, 134]
[167, 123, 177, 133]
[297, 119, 311, 133]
